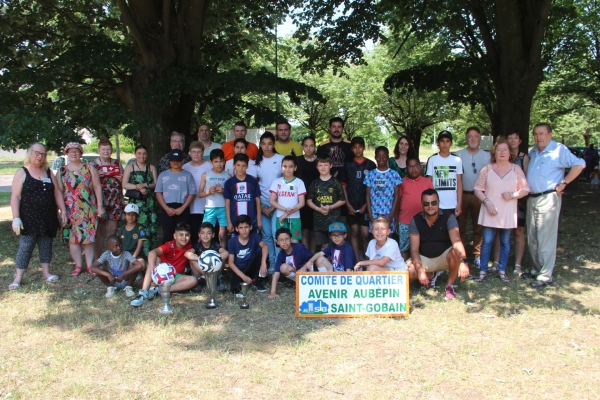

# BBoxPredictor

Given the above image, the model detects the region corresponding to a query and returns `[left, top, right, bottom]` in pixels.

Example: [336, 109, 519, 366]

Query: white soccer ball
[152, 262, 176, 285]
[199, 250, 223, 273]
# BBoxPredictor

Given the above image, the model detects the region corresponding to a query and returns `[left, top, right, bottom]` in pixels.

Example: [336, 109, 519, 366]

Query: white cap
[124, 204, 139, 214]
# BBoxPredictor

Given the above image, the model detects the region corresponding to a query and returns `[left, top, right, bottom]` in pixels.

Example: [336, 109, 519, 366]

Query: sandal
[87, 266, 96, 276]
[499, 271, 510, 283]
[45, 275, 59, 283]
[513, 264, 522, 275]
[474, 272, 487, 283]
[488, 261, 499, 273]
[70, 265, 83, 276]
[8, 282, 20, 290]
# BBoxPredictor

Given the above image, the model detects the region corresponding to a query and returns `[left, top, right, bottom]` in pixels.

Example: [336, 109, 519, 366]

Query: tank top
[19, 167, 59, 237]
[204, 169, 229, 208]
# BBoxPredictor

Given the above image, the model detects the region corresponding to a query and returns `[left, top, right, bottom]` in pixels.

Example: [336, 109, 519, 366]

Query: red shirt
[221, 141, 259, 162]
[158, 240, 192, 274]
[398, 176, 434, 225]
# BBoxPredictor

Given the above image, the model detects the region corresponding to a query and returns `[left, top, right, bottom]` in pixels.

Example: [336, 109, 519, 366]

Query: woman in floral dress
[122, 145, 158, 255]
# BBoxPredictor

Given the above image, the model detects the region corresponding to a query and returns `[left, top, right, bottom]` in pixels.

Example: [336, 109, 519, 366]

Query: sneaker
[253, 280, 267, 293]
[148, 287, 159, 300]
[429, 271, 443, 288]
[130, 292, 148, 307]
[473, 257, 481, 269]
[124, 286, 135, 297]
[445, 284, 456, 300]
[105, 286, 117, 298]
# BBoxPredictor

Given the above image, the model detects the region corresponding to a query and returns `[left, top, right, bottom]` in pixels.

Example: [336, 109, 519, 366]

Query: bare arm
[122, 164, 137, 190]
[197, 173, 210, 198]
[89, 166, 105, 215]
[354, 255, 391, 270]
[388, 185, 399, 222]
[409, 234, 429, 286]
[343, 185, 355, 215]
[366, 186, 372, 220]
[455, 174, 463, 217]
[449, 227, 469, 280]
[10, 169, 25, 219]
[50, 170, 68, 226]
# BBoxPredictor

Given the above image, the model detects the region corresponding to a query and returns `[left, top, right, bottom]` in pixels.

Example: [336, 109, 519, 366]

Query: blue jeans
[261, 200, 279, 270]
[480, 227, 511, 272]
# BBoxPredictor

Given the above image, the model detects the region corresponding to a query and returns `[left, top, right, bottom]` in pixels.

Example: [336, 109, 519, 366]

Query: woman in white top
[182, 141, 213, 245]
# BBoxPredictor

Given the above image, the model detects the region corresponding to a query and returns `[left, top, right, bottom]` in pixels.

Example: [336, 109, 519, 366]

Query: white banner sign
[296, 271, 409, 318]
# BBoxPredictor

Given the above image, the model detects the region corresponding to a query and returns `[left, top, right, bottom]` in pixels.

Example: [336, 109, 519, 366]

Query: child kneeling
[228, 215, 269, 294]
[91, 234, 144, 298]
[130, 222, 198, 307]
[185, 222, 229, 285]
[353, 217, 407, 271]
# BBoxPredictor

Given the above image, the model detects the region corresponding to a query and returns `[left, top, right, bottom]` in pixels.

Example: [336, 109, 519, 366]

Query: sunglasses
[472, 162, 477, 174]
[422, 201, 438, 207]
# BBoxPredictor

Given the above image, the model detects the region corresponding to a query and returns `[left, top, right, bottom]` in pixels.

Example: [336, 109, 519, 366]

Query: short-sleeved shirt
[296, 155, 319, 188]
[192, 241, 221, 258]
[366, 238, 406, 271]
[275, 140, 303, 157]
[158, 240, 193, 274]
[409, 211, 459, 258]
[222, 140, 259, 161]
[224, 175, 261, 229]
[398, 176, 434, 224]
[455, 148, 491, 191]
[183, 161, 212, 214]
[364, 168, 402, 216]
[97, 250, 136, 277]
[275, 243, 314, 272]
[527, 140, 586, 193]
[425, 153, 463, 210]
[228, 232, 263, 271]
[345, 158, 377, 209]
[155, 169, 196, 205]
[269, 177, 307, 218]
[317, 140, 353, 184]
[202, 142, 222, 161]
[307, 177, 345, 232]
[254, 154, 285, 203]
[118, 225, 147, 256]
[323, 241, 356, 271]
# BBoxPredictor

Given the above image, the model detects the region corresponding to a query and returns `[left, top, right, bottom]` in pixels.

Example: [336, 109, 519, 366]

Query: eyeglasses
[171, 139, 184, 144]
[422, 201, 438, 206]
[472, 162, 477, 174]
[407, 165, 420, 170]
[34, 151, 47, 158]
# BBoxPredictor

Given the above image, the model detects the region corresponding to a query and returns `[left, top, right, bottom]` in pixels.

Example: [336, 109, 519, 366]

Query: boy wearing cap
[425, 131, 463, 218]
[155, 150, 196, 244]
[306, 222, 356, 272]
[118, 204, 147, 266]
[344, 137, 376, 261]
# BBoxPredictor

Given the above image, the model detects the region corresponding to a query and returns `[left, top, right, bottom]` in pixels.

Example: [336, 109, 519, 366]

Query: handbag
[125, 164, 150, 199]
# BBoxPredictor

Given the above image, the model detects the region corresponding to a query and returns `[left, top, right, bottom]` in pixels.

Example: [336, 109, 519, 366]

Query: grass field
[0, 180, 599, 398]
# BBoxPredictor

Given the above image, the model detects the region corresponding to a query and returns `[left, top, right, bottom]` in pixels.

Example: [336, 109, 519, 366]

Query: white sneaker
[124, 286, 135, 297]
[105, 286, 117, 298]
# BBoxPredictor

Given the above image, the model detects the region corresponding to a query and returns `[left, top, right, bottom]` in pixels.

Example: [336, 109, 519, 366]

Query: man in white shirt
[426, 130, 463, 219]
[455, 127, 490, 268]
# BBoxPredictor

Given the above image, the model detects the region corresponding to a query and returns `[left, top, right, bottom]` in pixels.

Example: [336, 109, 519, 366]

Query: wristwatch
[460, 258, 469, 264]
[561, 179, 568, 185]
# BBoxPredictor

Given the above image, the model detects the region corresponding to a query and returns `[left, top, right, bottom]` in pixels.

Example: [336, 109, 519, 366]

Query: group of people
[9, 118, 584, 305]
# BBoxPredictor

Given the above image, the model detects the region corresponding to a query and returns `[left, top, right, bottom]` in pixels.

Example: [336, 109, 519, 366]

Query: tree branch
[116, 0, 152, 62]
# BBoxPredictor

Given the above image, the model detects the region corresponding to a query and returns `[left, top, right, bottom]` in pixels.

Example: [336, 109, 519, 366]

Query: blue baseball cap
[328, 222, 347, 233]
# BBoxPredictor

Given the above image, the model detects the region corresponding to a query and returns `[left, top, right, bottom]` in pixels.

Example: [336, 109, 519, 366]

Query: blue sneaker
[130, 290, 148, 307]
[148, 287, 159, 300]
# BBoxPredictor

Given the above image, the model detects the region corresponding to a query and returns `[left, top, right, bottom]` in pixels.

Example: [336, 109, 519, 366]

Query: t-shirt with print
[307, 176, 345, 232]
[97, 250, 137, 277]
[224, 174, 261, 229]
[365, 238, 406, 271]
[183, 161, 212, 214]
[192, 241, 221, 258]
[364, 168, 402, 217]
[269, 177, 307, 218]
[274, 243, 314, 273]
[345, 158, 377, 210]
[158, 240, 193, 274]
[155, 169, 196, 204]
[322, 241, 356, 271]
[254, 154, 285, 203]
[425, 153, 463, 210]
[228, 232, 263, 271]
[204, 169, 230, 208]
[118, 224, 147, 256]
[316, 140, 353, 184]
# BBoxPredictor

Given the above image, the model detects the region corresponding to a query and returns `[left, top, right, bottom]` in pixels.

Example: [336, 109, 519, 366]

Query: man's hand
[417, 268, 429, 286]
[458, 262, 470, 280]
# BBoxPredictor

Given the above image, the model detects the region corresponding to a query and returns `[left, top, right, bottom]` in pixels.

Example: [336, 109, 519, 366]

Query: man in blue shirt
[525, 123, 585, 288]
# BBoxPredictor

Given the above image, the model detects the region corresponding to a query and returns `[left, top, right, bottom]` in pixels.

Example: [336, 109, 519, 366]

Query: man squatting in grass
[269, 227, 333, 299]
[130, 222, 198, 307]
[90, 234, 144, 299]
[353, 217, 407, 272]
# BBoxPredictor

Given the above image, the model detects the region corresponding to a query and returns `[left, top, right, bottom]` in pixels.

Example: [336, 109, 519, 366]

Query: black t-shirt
[409, 211, 459, 258]
[345, 158, 377, 209]
[307, 177, 345, 232]
[296, 156, 320, 189]
[316, 140, 353, 184]
[192, 241, 221, 257]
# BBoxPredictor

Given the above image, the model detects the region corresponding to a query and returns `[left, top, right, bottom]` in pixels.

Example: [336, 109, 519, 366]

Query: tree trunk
[405, 126, 423, 158]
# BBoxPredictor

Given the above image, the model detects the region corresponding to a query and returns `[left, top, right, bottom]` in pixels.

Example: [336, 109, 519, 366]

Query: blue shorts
[398, 223, 410, 253]
[204, 207, 227, 228]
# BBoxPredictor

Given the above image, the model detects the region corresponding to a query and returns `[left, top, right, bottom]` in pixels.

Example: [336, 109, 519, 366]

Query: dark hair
[375, 146, 389, 156]
[392, 135, 417, 159]
[533, 123, 552, 133]
[98, 138, 112, 149]
[200, 222, 215, 233]
[282, 155, 296, 166]
[329, 117, 345, 128]
[233, 153, 249, 165]
[255, 131, 277, 166]
[107, 234, 120, 243]
[421, 188, 439, 200]
[302, 136, 316, 146]
[234, 121, 247, 129]
[465, 126, 481, 135]
[505, 127, 524, 142]
[316, 155, 332, 165]
[135, 145, 148, 153]
[174, 222, 191, 233]
[233, 138, 248, 150]
[406, 156, 421, 166]
[276, 119, 291, 130]
[210, 149, 225, 161]
[235, 214, 252, 227]
[276, 227, 292, 239]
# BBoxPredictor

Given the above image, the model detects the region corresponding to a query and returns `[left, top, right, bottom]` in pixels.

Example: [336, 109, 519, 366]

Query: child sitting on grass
[91, 234, 144, 298]
[353, 217, 407, 271]
[268, 228, 332, 299]
[228, 215, 269, 294]
[130, 222, 198, 307]
[185, 222, 229, 289]
[308, 222, 356, 272]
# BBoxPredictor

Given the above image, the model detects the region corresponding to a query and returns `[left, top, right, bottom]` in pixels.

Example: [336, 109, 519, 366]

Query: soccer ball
[199, 250, 223, 273]
[152, 263, 176, 285]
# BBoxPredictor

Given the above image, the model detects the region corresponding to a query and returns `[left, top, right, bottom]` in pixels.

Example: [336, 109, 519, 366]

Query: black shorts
[300, 207, 314, 231]
[346, 212, 369, 227]
[314, 231, 330, 246]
